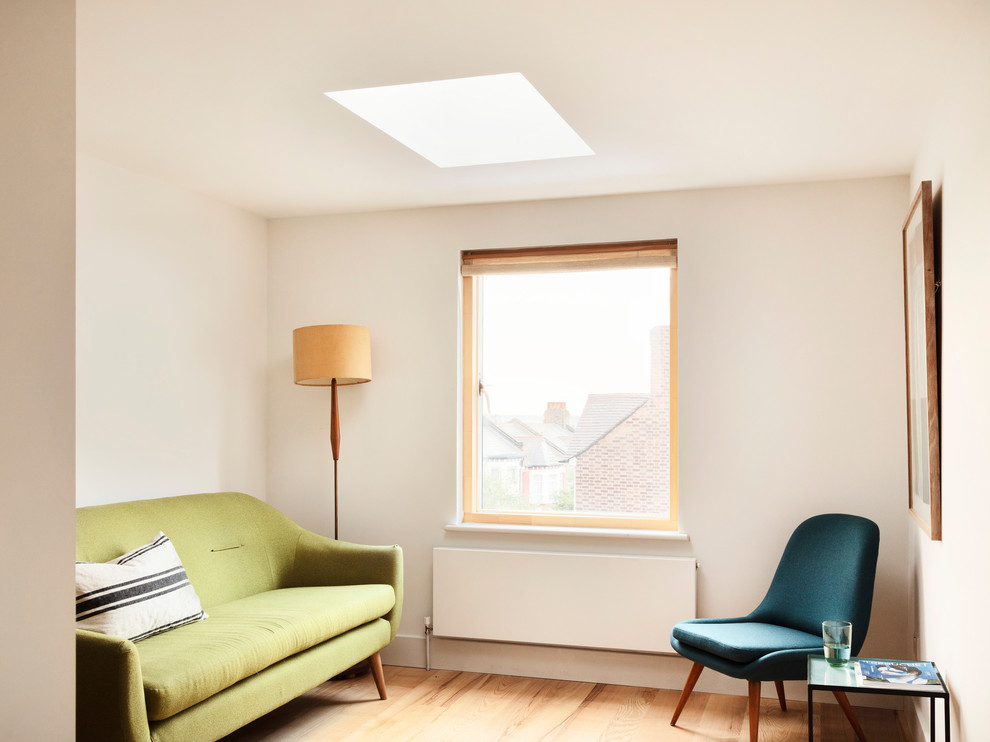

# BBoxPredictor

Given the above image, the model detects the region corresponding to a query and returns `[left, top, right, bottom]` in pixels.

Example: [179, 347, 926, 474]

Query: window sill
[445, 522, 690, 541]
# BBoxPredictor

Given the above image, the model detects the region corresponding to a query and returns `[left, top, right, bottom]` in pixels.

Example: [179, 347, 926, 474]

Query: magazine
[855, 660, 942, 688]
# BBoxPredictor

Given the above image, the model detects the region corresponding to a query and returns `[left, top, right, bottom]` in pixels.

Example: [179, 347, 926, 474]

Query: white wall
[909, 7, 990, 739]
[268, 176, 911, 695]
[76, 155, 269, 506]
[0, 1, 76, 738]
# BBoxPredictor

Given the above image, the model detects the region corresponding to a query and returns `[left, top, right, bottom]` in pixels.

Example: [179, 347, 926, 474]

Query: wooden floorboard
[218, 666, 910, 742]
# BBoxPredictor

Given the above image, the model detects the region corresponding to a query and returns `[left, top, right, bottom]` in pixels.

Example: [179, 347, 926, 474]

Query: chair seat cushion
[136, 585, 395, 720]
[672, 620, 821, 664]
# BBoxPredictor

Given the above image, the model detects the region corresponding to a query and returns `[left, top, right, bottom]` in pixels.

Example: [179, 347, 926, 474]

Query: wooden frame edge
[459, 245, 679, 532]
[461, 274, 479, 522]
[902, 180, 941, 541]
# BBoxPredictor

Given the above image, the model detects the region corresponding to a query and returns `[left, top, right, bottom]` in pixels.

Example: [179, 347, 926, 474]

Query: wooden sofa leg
[774, 680, 787, 711]
[748, 681, 761, 742]
[370, 652, 387, 700]
[832, 691, 867, 742]
[670, 662, 704, 726]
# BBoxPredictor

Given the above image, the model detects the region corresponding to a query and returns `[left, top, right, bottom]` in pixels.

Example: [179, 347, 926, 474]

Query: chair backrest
[750, 513, 879, 653]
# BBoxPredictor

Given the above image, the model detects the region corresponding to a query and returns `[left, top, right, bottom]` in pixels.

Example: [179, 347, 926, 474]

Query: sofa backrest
[76, 492, 302, 609]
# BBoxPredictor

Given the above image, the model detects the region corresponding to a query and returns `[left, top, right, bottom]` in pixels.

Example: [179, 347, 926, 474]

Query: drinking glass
[822, 620, 852, 667]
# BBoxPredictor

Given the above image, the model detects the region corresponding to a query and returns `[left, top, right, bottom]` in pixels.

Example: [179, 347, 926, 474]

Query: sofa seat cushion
[137, 584, 395, 720]
[671, 620, 821, 664]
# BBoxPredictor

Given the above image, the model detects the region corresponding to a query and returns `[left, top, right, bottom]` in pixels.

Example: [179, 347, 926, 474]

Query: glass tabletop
[807, 655, 947, 695]
[807, 655, 859, 689]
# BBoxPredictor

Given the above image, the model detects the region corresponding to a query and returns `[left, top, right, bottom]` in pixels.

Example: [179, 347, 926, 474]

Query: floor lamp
[292, 324, 372, 540]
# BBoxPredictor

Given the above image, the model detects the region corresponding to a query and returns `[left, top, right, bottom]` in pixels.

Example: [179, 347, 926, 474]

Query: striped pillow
[76, 532, 207, 642]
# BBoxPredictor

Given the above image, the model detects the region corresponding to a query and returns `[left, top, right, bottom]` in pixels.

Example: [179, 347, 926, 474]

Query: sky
[480, 267, 671, 416]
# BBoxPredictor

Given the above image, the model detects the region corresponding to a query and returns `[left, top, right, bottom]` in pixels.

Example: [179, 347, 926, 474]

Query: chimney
[544, 402, 570, 426]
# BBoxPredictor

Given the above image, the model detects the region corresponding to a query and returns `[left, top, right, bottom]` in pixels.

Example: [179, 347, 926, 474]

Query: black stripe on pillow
[76, 565, 186, 603]
[116, 532, 170, 565]
[129, 610, 207, 642]
[76, 570, 192, 620]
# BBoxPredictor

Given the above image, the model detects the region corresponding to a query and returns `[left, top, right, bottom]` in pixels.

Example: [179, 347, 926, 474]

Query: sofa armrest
[288, 531, 404, 640]
[76, 629, 151, 742]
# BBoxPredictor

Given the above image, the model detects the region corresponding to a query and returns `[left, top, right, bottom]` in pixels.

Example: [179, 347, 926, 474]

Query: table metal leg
[807, 687, 813, 741]
[945, 697, 950, 742]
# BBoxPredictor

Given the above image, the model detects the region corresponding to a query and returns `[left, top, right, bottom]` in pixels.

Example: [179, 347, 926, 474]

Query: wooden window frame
[461, 240, 678, 530]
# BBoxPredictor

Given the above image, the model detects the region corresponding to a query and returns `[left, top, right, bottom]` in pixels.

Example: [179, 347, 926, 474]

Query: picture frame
[902, 180, 941, 540]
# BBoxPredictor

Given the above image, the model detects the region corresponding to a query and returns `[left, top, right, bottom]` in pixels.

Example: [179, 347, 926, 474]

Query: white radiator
[432, 548, 696, 653]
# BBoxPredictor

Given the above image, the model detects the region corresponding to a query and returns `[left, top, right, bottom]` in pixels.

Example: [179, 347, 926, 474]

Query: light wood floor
[220, 665, 910, 741]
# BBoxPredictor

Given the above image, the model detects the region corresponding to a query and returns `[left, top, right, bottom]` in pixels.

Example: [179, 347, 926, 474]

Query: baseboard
[381, 634, 427, 669]
[382, 634, 903, 710]
[383, 634, 692, 687]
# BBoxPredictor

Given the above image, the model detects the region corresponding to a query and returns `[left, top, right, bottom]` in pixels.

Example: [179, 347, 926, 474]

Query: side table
[807, 656, 949, 741]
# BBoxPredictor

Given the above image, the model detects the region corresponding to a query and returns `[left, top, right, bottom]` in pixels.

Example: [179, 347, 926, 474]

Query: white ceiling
[77, 1, 967, 218]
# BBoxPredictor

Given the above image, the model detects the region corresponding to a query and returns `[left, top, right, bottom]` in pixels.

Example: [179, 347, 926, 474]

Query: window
[461, 240, 678, 530]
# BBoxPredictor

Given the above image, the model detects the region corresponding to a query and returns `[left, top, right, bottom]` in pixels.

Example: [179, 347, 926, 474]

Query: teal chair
[669, 513, 880, 742]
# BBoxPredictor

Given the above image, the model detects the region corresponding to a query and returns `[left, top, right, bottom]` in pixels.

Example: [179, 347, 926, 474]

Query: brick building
[480, 325, 670, 516]
[569, 325, 671, 517]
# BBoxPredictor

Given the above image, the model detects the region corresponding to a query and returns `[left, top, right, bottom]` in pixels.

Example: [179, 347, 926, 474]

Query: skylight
[325, 73, 594, 168]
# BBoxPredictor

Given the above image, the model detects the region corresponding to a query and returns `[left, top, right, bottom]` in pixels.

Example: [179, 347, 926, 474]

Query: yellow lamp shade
[293, 324, 372, 386]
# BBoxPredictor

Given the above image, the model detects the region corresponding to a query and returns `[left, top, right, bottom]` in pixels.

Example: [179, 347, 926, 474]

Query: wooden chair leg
[748, 681, 761, 742]
[670, 662, 704, 726]
[832, 691, 867, 742]
[370, 651, 387, 700]
[774, 680, 787, 711]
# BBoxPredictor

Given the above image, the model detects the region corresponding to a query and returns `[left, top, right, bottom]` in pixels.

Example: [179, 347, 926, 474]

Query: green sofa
[75, 492, 403, 742]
